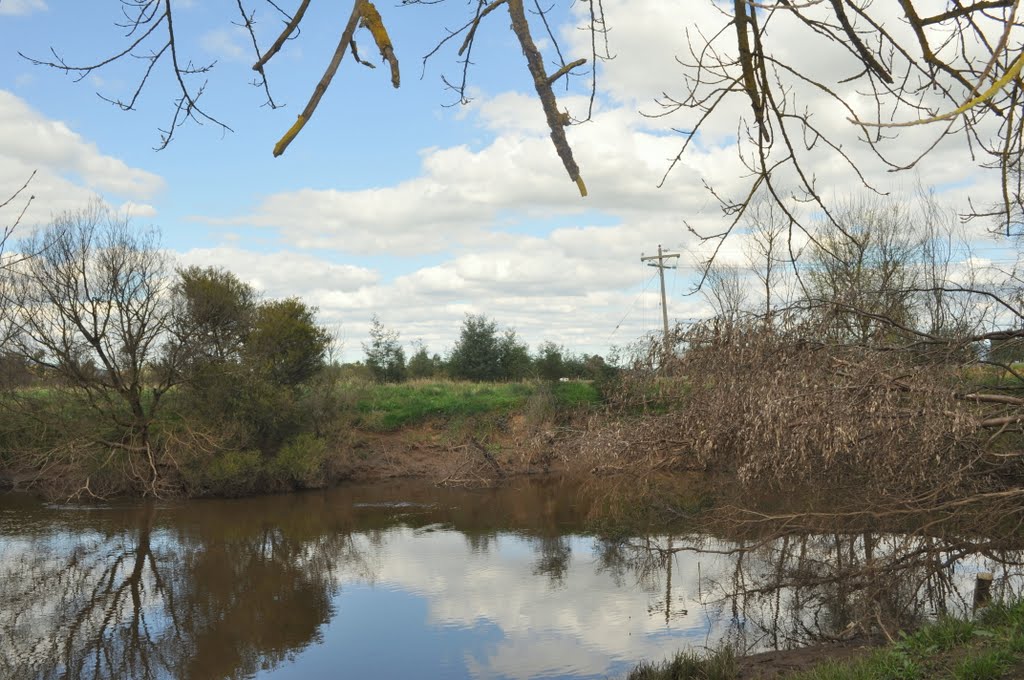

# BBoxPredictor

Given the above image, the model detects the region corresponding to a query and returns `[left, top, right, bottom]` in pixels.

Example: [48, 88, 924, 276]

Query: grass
[783, 600, 1024, 680]
[350, 379, 601, 431]
[3, 380, 602, 441]
[964, 363, 1024, 388]
[625, 600, 1024, 680]
[788, 650, 921, 680]
[551, 380, 602, 407]
[626, 647, 737, 680]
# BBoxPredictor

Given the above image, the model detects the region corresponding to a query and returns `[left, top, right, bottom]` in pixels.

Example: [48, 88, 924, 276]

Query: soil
[335, 413, 571, 484]
[736, 639, 881, 679]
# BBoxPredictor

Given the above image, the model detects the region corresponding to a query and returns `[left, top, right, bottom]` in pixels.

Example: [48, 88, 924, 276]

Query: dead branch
[273, 1, 364, 157]
[507, 0, 587, 197]
[253, 0, 311, 72]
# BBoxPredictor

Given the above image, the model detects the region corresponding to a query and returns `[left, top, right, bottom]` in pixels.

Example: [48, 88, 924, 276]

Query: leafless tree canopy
[6, 205, 183, 496]
[21, 0, 608, 196]
[0, 173, 35, 347]
[662, 1, 1024, 253]
[21, 2, 1024, 213]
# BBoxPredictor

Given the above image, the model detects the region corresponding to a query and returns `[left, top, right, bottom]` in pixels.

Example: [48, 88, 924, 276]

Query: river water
[2, 477, 1021, 680]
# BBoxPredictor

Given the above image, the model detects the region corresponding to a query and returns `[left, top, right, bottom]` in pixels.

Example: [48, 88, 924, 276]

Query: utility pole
[641, 244, 680, 360]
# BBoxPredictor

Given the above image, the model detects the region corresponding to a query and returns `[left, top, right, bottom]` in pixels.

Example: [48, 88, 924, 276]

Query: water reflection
[1, 479, 1023, 680]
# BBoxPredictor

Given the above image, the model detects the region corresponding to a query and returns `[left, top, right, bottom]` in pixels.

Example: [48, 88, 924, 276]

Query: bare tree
[0, 172, 35, 347]
[22, 1, 608, 196]
[742, 198, 793, 322]
[701, 261, 750, 324]
[914, 188, 990, 341]
[804, 196, 920, 346]
[8, 204, 183, 495]
[660, 2, 1024, 252]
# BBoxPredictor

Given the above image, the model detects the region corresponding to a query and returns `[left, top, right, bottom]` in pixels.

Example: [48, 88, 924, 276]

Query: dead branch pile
[589, 318, 1017, 496]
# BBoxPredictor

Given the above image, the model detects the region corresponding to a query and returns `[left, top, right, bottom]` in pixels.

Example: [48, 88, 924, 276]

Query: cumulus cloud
[195, 101, 713, 258]
[117, 201, 158, 219]
[178, 247, 379, 299]
[175, 230, 707, 360]
[0, 90, 164, 231]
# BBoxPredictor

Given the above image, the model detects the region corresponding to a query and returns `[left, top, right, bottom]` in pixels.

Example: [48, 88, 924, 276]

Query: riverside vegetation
[0, 204, 612, 498]
[5, 194, 1024, 511]
[9, 198, 1024, 678]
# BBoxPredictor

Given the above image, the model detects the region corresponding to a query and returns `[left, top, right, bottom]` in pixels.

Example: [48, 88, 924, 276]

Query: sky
[0, 0, 1016, 361]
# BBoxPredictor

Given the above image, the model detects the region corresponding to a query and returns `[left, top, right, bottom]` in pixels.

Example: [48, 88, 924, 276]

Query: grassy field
[625, 599, 1024, 680]
[350, 379, 602, 431]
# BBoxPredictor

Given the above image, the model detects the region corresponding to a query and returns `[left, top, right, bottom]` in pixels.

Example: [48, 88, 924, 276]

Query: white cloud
[177, 225, 707, 360]
[196, 100, 710, 257]
[117, 201, 158, 219]
[0, 90, 164, 231]
[178, 247, 379, 298]
[0, 0, 46, 16]
[200, 28, 250, 63]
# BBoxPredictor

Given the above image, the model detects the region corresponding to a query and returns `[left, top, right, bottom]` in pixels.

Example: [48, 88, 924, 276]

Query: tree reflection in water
[0, 498, 370, 680]
[595, 529, 1024, 654]
[3, 479, 1024, 679]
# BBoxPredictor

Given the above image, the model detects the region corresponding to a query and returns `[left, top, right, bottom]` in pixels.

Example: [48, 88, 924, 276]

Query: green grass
[550, 380, 602, 407]
[788, 650, 920, 680]
[900, 616, 976, 655]
[625, 647, 737, 680]
[352, 380, 533, 431]
[782, 599, 1024, 680]
[951, 648, 1014, 680]
[350, 380, 602, 431]
[623, 599, 1024, 680]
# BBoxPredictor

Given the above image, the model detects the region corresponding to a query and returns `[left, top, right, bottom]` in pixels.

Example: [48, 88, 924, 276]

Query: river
[2, 477, 1021, 679]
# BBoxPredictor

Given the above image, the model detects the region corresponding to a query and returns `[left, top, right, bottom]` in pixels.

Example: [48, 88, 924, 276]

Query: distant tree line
[362, 313, 615, 384]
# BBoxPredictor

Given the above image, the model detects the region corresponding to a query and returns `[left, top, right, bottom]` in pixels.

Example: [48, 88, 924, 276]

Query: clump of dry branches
[587, 315, 1024, 499]
[671, 318, 985, 491]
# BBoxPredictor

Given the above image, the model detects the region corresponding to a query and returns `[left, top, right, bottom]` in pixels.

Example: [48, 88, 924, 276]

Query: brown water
[2, 477, 1021, 680]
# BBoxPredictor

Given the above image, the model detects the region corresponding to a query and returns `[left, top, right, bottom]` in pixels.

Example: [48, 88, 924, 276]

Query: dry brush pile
[584, 317, 1024, 501]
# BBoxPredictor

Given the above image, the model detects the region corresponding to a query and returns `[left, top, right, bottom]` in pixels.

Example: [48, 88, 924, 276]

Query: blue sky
[0, 1, 1013, 360]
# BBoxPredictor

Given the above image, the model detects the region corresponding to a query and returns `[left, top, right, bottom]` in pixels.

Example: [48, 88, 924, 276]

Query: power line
[606, 271, 659, 345]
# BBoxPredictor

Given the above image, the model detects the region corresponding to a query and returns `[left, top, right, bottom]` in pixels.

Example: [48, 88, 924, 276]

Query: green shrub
[271, 433, 328, 488]
[188, 449, 263, 497]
